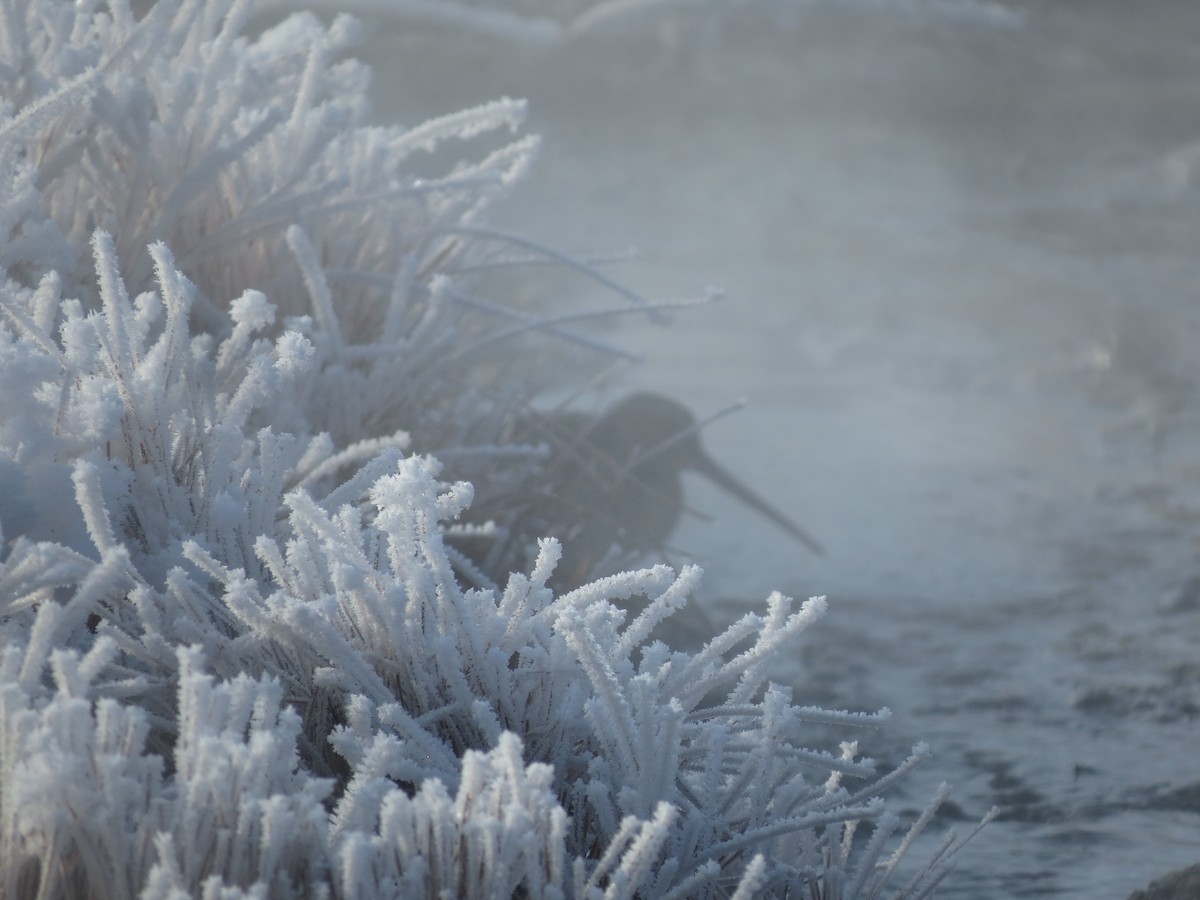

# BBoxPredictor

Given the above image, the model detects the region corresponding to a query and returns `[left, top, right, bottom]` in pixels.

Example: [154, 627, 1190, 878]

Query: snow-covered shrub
[0, 1, 993, 897]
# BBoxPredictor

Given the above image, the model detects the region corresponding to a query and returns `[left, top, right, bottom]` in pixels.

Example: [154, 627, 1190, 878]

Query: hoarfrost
[0, 0, 992, 897]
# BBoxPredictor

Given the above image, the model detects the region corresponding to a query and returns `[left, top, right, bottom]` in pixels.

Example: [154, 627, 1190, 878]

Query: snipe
[454, 392, 823, 589]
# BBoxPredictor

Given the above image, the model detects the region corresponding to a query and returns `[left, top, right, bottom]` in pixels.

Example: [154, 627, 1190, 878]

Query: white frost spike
[729, 854, 768, 900]
[218, 289, 276, 374]
[392, 96, 528, 157]
[286, 224, 343, 353]
[71, 460, 119, 554]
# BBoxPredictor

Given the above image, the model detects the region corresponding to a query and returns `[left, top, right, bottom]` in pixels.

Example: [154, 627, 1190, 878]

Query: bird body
[454, 392, 823, 588]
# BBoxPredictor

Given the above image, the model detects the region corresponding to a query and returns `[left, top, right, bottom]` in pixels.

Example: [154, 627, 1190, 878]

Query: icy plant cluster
[0, 1, 991, 898]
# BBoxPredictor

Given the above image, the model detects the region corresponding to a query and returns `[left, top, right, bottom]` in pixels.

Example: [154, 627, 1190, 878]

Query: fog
[362, 3, 1200, 894]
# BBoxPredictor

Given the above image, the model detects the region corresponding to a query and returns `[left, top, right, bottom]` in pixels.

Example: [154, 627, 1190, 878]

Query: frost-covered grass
[0, 1, 992, 897]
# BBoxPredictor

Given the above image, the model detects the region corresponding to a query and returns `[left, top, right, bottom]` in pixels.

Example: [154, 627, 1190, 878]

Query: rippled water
[363, 3, 1200, 894]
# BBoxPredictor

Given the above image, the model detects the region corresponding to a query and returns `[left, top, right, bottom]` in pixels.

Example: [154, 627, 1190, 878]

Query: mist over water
[366, 4, 1200, 894]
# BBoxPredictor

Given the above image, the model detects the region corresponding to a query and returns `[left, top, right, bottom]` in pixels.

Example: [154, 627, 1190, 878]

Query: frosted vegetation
[0, 1, 993, 897]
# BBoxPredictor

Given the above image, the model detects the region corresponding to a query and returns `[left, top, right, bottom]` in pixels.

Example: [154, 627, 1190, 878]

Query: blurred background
[354, 2, 1200, 894]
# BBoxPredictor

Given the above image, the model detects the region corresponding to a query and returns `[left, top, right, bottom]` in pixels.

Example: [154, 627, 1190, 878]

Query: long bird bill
[690, 451, 825, 556]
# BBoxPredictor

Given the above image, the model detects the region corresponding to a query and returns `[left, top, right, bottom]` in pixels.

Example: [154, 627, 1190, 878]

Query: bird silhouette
[453, 392, 823, 589]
